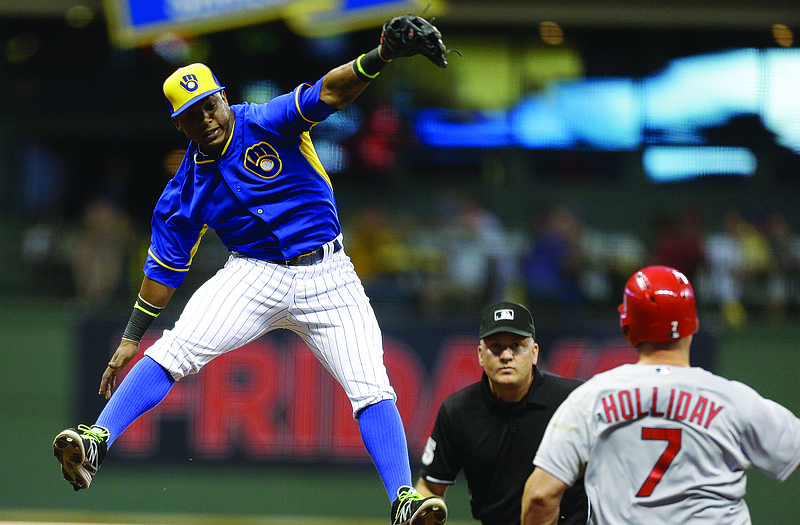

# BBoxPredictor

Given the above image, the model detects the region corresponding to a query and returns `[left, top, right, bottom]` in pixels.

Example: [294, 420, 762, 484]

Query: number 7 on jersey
[636, 427, 682, 497]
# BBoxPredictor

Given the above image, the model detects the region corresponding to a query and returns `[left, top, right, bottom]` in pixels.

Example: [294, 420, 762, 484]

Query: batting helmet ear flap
[619, 266, 698, 347]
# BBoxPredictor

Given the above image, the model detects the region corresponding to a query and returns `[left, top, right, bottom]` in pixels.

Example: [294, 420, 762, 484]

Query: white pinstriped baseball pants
[144, 236, 396, 416]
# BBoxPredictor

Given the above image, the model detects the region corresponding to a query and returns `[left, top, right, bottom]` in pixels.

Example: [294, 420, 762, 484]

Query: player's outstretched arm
[98, 276, 176, 399]
[320, 13, 452, 110]
[521, 467, 568, 525]
[319, 62, 372, 110]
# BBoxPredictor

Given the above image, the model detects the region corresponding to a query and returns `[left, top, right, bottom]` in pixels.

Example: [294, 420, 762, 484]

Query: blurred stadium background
[1, 0, 799, 523]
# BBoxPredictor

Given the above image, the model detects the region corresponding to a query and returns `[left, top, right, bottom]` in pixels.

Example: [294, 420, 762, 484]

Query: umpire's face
[478, 332, 538, 401]
[172, 91, 234, 156]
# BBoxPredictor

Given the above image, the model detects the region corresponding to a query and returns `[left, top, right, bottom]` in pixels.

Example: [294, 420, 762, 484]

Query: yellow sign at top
[285, 0, 446, 38]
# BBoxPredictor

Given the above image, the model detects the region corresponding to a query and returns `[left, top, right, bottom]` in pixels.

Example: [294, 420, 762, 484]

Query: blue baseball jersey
[144, 77, 340, 288]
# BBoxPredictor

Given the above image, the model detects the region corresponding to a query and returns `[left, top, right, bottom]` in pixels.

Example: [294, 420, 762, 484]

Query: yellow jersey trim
[189, 225, 209, 261]
[148, 249, 189, 272]
[295, 83, 322, 125]
[148, 225, 208, 272]
[299, 132, 332, 187]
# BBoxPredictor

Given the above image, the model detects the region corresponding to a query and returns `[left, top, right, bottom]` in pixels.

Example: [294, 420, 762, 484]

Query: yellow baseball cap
[163, 63, 225, 117]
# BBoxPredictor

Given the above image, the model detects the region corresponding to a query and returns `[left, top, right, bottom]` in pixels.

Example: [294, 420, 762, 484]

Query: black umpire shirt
[418, 366, 588, 525]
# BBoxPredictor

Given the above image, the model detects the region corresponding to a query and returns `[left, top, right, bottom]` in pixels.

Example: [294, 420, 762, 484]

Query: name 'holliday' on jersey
[534, 363, 800, 525]
[599, 379, 724, 429]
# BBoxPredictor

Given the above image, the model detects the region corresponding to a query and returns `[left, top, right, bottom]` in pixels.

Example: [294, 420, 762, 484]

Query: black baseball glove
[380, 14, 454, 69]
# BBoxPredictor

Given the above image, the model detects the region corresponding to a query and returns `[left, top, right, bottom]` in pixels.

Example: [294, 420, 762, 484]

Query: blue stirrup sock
[358, 399, 413, 501]
[95, 355, 175, 446]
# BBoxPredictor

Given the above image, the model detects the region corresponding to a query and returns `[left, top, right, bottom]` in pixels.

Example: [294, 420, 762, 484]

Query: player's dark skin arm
[320, 45, 391, 110]
[99, 276, 176, 399]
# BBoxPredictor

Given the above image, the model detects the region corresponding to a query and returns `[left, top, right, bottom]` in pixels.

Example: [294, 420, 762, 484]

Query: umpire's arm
[415, 477, 448, 499]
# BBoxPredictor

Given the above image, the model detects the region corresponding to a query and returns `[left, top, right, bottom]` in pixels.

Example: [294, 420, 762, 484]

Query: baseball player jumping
[521, 265, 800, 525]
[53, 15, 451, 525]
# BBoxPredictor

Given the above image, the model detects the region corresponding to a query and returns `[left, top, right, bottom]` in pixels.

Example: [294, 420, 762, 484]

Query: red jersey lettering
[603, 395, 620, 423]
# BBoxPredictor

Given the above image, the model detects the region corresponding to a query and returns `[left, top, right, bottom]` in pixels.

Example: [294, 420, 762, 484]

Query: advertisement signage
[103, 0, 443, 47]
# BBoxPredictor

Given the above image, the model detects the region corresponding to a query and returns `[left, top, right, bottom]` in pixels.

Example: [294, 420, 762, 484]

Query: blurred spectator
[353, 104, 404, 174]
[765, 211, 800, 318]
[17, 140, 67, 221]
[702, 210, 746, 325]
[66, 198, 134, 306]
[346, 202, 416, 305]
[16, 141, 73, 295]
[413, 195, 523, 313]
[65, 153, 138, 306]
[737, 209, 773, 283]
[701, 209, 775, 326]
[440, 197, 514, 309]
[647, 206, 706, 284]
[522, 205, 585, 308]
[583, 227, 648, 309]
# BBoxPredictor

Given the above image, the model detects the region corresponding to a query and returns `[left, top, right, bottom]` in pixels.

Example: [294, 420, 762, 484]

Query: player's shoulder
[232, 101, 258, 117]
[588, 364, 760, 400]
[232, 101, 280, 136]
[564, 364, 630, 394]
[690, 367, 763, 397]
[237, 96, 297, 125]
[670, 365, 755, 391]
[560, 365, 634, 402]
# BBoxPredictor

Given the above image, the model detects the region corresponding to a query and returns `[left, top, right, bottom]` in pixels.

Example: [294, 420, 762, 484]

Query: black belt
[269, 239, 342, 266]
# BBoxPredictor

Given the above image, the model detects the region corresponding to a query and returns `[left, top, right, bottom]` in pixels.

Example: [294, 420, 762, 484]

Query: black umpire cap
[479, 302, 535, 340]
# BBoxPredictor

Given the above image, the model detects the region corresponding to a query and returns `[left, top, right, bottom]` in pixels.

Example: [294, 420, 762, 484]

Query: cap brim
[479, 327, 534, 339]
[170, 87, 225, 117]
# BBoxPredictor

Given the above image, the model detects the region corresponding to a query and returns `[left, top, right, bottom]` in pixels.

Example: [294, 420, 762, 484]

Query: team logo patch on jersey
[180, 73, 199, 93]
[494, 309, 514, 321]
[245, 142, 283, 179]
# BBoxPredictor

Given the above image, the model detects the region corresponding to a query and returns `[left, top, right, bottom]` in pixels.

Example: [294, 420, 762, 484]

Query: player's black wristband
[353, 47, 388, 82]
[121, 295, 164, 344]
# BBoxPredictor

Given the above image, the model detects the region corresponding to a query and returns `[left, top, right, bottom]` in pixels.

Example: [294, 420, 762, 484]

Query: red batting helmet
[618, 265, 699, 347]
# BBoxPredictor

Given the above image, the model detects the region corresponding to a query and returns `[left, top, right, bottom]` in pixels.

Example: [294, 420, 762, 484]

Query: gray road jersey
[534, 364, 800, 525]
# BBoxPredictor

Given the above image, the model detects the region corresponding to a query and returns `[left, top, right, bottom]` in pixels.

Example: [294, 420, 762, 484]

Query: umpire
[415, 302, 588, 525]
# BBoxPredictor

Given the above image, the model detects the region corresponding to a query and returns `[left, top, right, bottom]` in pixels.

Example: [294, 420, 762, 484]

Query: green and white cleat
[53, 424, 109, 491]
